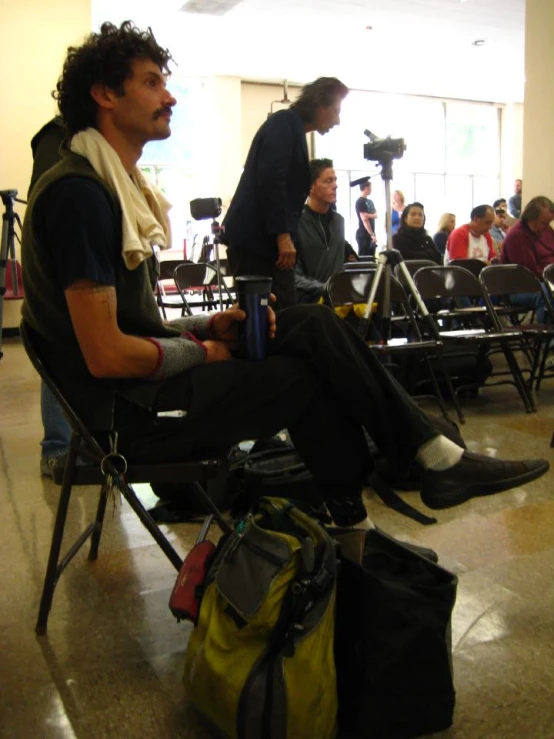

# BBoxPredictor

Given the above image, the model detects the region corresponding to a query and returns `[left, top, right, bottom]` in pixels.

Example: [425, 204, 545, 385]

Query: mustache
[153, 107, 172, 120]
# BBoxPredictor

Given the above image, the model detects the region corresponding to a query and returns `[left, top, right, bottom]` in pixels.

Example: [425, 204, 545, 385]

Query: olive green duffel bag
[184, 497, 338, 739]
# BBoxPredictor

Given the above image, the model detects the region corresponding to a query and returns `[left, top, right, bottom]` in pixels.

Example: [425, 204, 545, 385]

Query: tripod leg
[358, 261, 385, 337]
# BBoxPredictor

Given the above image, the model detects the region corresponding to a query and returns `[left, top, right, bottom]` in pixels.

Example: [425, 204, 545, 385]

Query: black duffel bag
[334, 527, 458, 738]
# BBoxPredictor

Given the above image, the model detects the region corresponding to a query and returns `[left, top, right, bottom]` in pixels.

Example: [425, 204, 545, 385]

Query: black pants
[356, 229, 375, 258]
[227, 247, 296, 311]
[114, 305, 437, 524]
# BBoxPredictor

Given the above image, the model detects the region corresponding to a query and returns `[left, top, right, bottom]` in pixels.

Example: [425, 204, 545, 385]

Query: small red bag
[169, 539, 216, 623]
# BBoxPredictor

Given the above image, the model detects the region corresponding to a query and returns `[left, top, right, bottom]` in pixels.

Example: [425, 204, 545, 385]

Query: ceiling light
[180, 0, 243, 16]
[472, 39, 486, 46]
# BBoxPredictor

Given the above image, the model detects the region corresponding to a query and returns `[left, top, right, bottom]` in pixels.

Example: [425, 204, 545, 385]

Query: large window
[316, 91, 500, 247]
[139, 76, 210, 261]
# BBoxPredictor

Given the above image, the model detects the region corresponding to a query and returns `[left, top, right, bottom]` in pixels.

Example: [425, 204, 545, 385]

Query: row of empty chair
[156, 259, 235, 318]
[327, 259, 554, 417]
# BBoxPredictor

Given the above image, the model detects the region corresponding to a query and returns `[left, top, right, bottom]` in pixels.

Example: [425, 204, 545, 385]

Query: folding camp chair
[20, 321, 232, 635]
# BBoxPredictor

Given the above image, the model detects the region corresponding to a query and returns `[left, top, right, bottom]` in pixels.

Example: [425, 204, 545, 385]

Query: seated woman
[433, 213, 456, 256]
[393, 202, 442, 264]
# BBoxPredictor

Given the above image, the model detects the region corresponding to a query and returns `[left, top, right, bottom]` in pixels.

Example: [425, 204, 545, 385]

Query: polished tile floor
[1, 333, 554, 738]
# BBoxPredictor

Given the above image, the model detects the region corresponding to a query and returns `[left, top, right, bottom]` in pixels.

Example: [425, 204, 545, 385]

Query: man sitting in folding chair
[294, 158, 358, 304]
[21, 21, 549, 530]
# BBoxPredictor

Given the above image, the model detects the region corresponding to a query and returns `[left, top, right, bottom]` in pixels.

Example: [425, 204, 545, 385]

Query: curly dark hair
[53, 21, 174, 136]
[291, 77, 349, 124]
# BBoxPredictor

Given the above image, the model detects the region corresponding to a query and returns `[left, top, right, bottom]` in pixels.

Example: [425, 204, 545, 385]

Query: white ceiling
[92, 0, 526, 102]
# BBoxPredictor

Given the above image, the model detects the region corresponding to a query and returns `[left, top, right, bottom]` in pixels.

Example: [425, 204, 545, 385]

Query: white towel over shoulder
[71, 127, 171, 270]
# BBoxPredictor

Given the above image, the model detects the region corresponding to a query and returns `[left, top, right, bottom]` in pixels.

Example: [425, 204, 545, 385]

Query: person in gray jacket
[294, 158, 357, 303]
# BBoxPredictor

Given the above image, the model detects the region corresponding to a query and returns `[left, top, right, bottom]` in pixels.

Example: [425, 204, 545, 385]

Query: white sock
[415, 435, 464, 471]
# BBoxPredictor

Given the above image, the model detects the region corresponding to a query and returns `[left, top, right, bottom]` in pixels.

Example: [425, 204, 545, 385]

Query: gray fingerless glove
[147, 335, 207, 380]
[167, 313, 213, 339]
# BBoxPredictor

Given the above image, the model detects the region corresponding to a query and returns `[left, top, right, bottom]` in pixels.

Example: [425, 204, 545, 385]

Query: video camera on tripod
[356, 130, 439, 344]
[0, 188, 26, 359]
[363, 130, 406, 166]
[190, 197, 224, 238]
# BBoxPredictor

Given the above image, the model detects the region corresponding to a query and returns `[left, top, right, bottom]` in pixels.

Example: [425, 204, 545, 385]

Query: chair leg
[436, 353, 465, 424]
[421, 354, 451, 421]
[535, 338, 550, 392]
[501, 342, 536, 413]
[119, 479, 184, 571]
[88, 481, 110, 561]
[35, 446, 79, 635]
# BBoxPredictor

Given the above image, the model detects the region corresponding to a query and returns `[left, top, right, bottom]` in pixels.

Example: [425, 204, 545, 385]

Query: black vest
[22, 152, 178, 430]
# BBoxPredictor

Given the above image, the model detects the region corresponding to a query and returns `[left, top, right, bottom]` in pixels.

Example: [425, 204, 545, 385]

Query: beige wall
[0, 0, 91, 201]
[522, 0, 554, 206]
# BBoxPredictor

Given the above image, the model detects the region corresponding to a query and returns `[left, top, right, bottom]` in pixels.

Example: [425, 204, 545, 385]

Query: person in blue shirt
[391, 189, 405, 235]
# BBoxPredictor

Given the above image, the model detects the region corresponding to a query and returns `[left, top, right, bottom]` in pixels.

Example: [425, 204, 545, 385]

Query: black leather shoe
[421, 451, 549, 510]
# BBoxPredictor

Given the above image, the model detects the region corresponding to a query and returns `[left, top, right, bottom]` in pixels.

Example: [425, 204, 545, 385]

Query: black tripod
[0, 189, 26, 359]
[358, 157, 440, 343]
[355, 155, 465, 423]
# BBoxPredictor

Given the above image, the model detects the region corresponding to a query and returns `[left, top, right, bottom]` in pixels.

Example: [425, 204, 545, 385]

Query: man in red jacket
[445, 204, 495, 263]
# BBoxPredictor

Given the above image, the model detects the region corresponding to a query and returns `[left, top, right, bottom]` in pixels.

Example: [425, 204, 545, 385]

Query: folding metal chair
[20, 321, 232, 635]
[155, 258, 191, 318]
[542, 263, 554, 300]
[480, 264, 554, 390]
[174, 263, 234, 315]
[343, 261, 376, 271]
[324, 269, 464, 422]
[397, 259, 439, 280]
[449, 258, 487, 279]
[413, 265, 536, 412]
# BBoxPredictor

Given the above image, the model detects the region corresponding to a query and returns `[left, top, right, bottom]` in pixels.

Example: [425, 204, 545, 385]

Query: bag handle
[369, 471, 437, 526]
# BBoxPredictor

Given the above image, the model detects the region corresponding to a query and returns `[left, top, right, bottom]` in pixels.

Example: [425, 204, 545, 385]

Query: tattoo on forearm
[65, 281, 116, 318]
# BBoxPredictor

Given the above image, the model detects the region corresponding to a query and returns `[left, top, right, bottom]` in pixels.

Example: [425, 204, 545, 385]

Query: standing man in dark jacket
[294, 158, 357, 303]
[222, 77, 349, 310]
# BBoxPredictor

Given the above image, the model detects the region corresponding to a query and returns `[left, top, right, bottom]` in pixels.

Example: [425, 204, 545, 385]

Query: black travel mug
[235, 275, 272, 360]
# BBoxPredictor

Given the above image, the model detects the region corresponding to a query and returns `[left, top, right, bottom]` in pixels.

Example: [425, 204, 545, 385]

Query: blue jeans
[509, 293, 546, 324]
[40, 382, 71, 459]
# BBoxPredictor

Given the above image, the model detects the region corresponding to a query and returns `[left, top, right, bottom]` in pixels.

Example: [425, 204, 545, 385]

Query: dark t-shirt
[355, 196, 376, 235]
[34, 177, 119, 289]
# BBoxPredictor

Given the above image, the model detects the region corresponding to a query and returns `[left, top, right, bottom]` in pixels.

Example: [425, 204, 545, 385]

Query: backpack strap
[369, 471, 437, 526]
